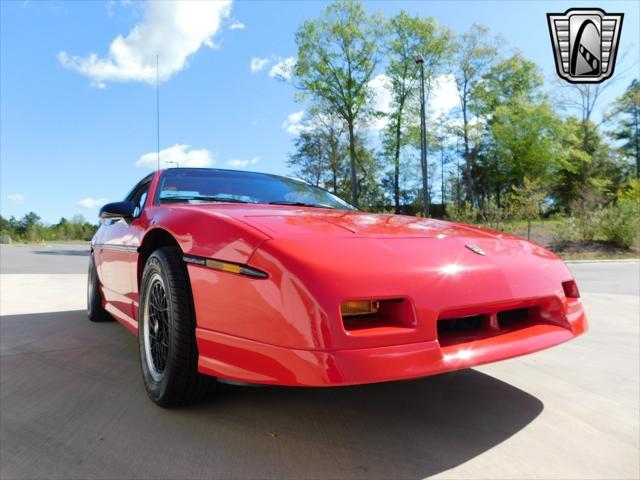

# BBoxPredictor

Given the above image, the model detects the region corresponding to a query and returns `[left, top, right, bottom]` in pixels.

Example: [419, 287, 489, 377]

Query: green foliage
[451, 24, 498, 203]
[504, 178, 546, 239]
[554, 117, 627, 213]
[294, 0, 383, 119]
[608, 79, 640, 177]
[551, 217, 583, 244]
[473, 54, 544, 115]
[293, 0, 384, 206]
[287, 108, 349, 197]
[283, 1, 637, 254]
[445, 199, 508, 231]
[488, 102, 562, 186]
[0, 213, 97, 243]
[552, 181, 640, 248]
[382, 11, 452, 212]
[445, 201, 477, 223]
[597, 200, 639, 248]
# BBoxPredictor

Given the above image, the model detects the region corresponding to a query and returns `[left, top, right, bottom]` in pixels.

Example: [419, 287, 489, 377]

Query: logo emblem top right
[547, 8, 623, 84]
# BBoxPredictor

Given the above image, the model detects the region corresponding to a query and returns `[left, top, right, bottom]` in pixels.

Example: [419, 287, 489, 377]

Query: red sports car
[90, 168, 587, 407]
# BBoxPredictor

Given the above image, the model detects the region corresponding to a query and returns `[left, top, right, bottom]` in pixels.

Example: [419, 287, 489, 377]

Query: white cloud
[365, 72, 460, 131]
[136, 144, 215, 169]
[7, 193, 24, 203]
[269, 56, 295, 80]
[106, 0, 138, 20]
[281, 73, 460, 139]
[282, 110, 311, 135]
[226, 157, 260, 168]
[281, 110, 343, 135]
[250, 57, 270, 73]
[105, 0, 116, 18]
[58, 1, 232, 87]
[369, 73, 393, 130]
[229, 21, 245, 30]
[429, 74, 459, 118]
[77, 197, 108, 209]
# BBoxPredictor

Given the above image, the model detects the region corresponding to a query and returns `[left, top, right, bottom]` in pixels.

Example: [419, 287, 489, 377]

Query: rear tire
[87, 254, 112, 322]
[138, 247, 215, 407]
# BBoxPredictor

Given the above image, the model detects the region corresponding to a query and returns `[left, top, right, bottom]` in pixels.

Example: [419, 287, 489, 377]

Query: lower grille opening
[438, 306, 539, 347]
[438, 314, 485, 333]
[497, 308, 529, 330]
[437, 314, 488, 346]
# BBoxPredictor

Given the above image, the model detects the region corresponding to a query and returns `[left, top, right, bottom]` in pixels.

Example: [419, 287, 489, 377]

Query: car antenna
[156, 54, 160, 171]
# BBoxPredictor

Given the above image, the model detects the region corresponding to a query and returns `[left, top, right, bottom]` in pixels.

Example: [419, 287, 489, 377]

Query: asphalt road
[0, 244, 638, 479]
[0, 243, 91, 274]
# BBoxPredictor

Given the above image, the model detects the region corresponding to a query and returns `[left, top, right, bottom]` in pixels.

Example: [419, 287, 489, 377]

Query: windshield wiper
[162, 195, 252, 204]
[269, 201, 335, 209]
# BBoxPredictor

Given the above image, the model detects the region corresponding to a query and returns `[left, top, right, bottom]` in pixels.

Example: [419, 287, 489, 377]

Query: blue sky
[1, 0, 638, 223]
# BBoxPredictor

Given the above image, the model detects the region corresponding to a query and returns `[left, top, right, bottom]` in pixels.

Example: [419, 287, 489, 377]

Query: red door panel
[98, 220, 137, 319]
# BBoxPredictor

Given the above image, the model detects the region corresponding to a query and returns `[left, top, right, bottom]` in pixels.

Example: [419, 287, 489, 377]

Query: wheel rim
[143, 273, 170, 382]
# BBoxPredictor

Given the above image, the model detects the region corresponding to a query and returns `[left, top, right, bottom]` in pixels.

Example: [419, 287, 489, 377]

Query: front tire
[138, 247, 215, 407]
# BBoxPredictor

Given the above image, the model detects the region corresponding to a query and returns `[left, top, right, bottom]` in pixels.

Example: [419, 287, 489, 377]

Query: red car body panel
[94, 170, 587, 386]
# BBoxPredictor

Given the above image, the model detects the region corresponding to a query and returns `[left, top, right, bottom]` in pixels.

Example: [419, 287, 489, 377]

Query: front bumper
[195, 306, 587, 386]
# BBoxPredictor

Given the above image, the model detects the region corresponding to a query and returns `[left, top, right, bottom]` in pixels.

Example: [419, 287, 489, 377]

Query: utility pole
[415, 55, 429, 218]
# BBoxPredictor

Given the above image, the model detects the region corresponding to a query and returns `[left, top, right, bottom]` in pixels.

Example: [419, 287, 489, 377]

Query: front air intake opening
[437, 314, 488, 346]
[497, 308, 530, 330]
[437, 305, 544, 347]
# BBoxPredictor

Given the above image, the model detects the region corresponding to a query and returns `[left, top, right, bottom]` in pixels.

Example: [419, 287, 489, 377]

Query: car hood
[195, 204, 506, 240]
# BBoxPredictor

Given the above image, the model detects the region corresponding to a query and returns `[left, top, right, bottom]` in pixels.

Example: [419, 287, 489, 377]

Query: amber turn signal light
[341, 300, 380, 317]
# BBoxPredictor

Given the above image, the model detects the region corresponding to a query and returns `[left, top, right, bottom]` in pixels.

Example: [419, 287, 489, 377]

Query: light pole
[415, 55, 429, 218]
[440, 133, 446, 209]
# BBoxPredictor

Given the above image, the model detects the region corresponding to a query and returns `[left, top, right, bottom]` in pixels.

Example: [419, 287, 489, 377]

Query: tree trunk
[393, 114, 402, 213]
[347, 120, 358, 207]
[461, 102, 474, 205]
[635, 104, 639, 178]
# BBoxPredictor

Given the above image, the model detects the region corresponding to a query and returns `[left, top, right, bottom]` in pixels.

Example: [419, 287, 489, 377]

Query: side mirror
[99, 201, 136, 220]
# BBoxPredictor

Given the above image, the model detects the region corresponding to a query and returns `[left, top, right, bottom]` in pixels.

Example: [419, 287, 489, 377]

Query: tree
[506, 177, 546, 240]
[287, 108, 349, 197]
[557, 76, 620, 190]
[382, 12, 451, 213]
[608, 79, 640, 177]
[473, 55, 559, 205]
[293, 0, 383, 207]
[451, 24, 498, 205]
[473, 54, 543, 114]
[18, 212, 42, 242]
[554, 116, 627, 213]
[353, 135, 384, 209]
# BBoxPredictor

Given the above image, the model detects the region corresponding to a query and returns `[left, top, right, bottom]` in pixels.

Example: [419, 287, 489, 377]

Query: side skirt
[104, 301, 138, 334]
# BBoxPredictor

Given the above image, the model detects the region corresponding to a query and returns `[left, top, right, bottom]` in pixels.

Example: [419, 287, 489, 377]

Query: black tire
[138, 247, 215, 407]
[87, 254, 112, 322]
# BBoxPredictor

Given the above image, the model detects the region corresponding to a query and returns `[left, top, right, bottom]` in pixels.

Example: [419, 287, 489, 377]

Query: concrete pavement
[0, 244, 638, 479]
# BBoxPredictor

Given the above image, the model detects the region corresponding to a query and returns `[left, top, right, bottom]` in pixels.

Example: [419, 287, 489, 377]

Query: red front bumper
[195, 303, 587, 386]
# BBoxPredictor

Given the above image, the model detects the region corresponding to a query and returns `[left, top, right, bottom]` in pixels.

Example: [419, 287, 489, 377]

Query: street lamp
[415, 54, 429, 218]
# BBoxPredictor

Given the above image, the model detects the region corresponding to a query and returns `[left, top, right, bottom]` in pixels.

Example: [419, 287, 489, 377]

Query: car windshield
[157, 168, 356, 211]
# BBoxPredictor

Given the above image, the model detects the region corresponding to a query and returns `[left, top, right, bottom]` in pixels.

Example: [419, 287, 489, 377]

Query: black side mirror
[99, 201, 136, 220]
